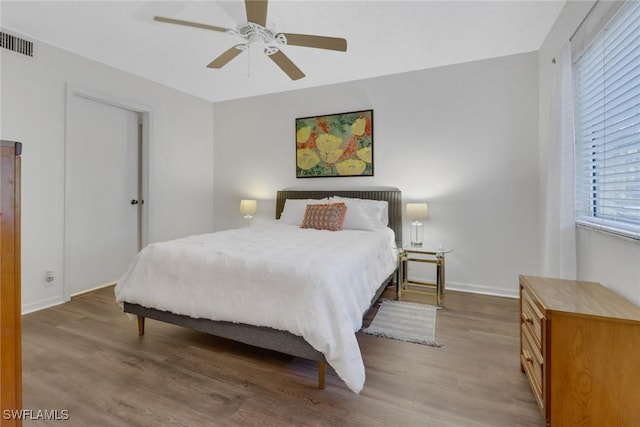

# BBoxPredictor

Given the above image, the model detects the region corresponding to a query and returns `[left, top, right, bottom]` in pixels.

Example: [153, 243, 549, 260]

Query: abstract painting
[296, 109, 373, 178]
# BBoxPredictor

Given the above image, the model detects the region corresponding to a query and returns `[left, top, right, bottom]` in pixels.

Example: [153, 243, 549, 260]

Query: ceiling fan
[154, 0, 347, 81]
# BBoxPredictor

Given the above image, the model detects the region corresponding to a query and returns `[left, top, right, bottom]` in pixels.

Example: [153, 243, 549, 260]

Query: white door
[65, 95, 140, 297]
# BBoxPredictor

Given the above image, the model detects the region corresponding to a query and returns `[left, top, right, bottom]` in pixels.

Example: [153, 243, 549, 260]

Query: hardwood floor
[21, 286, 543, 426]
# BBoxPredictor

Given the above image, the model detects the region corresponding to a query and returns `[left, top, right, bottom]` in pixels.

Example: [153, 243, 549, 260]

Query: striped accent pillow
[300, 203, 347, 231]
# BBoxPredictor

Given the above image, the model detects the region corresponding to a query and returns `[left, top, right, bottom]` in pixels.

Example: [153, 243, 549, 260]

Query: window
[574, 0, 640, 240]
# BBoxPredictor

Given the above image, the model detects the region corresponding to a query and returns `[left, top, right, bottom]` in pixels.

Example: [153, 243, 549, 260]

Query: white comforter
[115, 221, 397, 393]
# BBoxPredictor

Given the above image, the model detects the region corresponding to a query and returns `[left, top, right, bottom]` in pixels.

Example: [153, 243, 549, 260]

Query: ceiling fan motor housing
[239, 22, 275, 45]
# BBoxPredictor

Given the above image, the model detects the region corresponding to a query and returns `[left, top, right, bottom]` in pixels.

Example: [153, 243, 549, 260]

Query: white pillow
[330, 196, 389, 227]
[279, 198, 327, 225]
[340, 202, 380, 231]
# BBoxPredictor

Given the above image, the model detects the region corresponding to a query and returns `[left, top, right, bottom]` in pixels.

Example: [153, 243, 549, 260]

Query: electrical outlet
[45, 270, 55, 287]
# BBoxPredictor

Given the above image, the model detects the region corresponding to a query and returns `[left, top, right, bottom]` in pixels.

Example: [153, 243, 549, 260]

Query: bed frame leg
[318, 361, 326, 390]
[137, 316, 145, 336]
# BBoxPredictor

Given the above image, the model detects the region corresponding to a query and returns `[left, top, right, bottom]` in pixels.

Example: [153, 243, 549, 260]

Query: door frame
[64, 84, 151, 301]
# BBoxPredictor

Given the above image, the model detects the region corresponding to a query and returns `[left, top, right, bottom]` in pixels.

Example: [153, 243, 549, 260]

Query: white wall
[1, 33, 215, 313]
[213, 52, 541, 297]
[539, 2, 640, 306]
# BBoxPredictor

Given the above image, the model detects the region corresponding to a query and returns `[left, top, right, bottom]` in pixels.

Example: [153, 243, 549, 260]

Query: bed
[115, 188, 402, 393]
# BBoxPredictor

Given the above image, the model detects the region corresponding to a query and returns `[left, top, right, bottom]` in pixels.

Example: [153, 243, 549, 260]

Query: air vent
[1, 32, 33, 57]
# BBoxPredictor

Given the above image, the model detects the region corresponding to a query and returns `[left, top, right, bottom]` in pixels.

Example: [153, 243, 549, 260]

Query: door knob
[131, 199, 139, 205]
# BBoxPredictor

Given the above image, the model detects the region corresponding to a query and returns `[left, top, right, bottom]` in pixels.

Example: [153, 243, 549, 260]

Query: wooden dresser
[519, 275, 640, 426]
[1, 140, 22, 427]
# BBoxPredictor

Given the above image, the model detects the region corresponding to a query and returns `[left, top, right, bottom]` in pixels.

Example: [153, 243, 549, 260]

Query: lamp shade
[239, 199, 258, 216]
[406, 203, 428, 221]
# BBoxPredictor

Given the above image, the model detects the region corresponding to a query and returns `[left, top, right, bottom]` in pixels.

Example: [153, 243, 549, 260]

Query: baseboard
[407, 275, 519, 299]
[70, 281, 116, 298]
[22, 296, 66, 315]
[446, 280, 518, 299]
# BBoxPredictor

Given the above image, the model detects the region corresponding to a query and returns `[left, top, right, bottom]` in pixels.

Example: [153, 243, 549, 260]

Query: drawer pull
[522, 350, 532, 363]
[522, 312, 533, 324]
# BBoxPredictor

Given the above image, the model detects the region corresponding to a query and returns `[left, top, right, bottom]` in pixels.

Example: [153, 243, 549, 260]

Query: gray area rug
[362, 300, 441, 346]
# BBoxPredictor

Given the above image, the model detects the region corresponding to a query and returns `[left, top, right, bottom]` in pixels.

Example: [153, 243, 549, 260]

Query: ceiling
[1, 1, 565, 103]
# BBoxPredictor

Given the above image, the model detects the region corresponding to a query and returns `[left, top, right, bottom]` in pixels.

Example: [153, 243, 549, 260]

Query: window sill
[576, 218, 640, 243]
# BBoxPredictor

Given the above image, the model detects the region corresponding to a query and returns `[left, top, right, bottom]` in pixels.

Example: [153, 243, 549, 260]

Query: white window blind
[574, 0, 640, 240]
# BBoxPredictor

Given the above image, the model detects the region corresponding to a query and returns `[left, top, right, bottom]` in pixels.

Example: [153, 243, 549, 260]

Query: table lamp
[239, 199, 257, 226]
[406, 203, 428, 246]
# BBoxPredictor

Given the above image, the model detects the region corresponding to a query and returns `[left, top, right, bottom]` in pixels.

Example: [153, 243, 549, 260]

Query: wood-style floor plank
[21, 286, 543, 426]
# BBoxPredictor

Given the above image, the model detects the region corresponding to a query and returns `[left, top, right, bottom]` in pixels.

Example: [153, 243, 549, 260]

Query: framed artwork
[296, 109, 373, 178]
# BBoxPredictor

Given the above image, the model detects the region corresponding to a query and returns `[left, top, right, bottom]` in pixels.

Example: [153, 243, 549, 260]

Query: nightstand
[398, 243, 452, 306]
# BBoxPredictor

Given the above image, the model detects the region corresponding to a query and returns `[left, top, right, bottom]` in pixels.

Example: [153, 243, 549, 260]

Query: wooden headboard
[276, 188, 403, 248]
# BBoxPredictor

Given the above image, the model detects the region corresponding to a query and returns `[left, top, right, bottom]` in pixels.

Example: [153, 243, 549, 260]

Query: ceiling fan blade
[282, 33, 347, 52]
[153, 16, 228, 33]
[245, 0, 268, 27]
[268, 50, 305, 80]
[207, 46, 245, 69]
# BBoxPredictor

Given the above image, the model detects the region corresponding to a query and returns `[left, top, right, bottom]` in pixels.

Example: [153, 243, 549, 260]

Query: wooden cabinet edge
[1, 140, 22, 427]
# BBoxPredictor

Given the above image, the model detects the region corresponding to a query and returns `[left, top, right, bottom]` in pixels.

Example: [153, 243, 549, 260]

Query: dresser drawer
[521, 323, 544, 412]
[521, 286, 543, 348]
